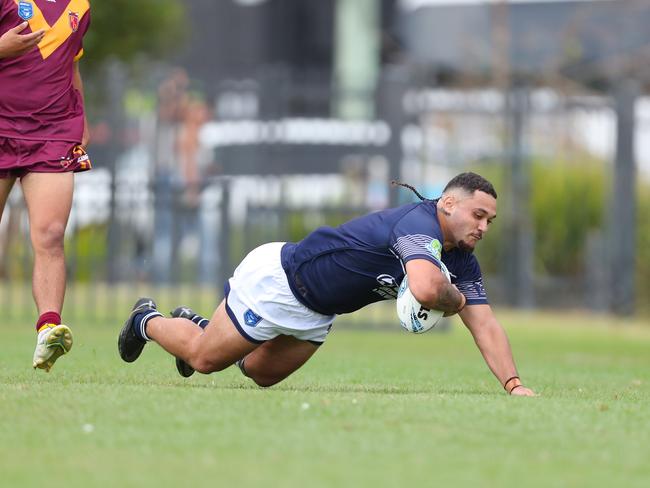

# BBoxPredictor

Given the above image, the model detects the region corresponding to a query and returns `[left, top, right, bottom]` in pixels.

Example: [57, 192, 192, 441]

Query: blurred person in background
[0, 0, 91, 371]
[118, 172, 534, 397]
[151, 68, 214, 283]
[151, 68, 188, 283]
[178, 97, 211, 208]
[176, 97, 219, 284]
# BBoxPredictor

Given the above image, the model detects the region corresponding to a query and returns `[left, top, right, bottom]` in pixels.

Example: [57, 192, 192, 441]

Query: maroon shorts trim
[0, 137, 92, 179]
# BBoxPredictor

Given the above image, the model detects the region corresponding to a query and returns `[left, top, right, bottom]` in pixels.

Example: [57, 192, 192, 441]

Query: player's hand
[509, 385, 536, 397]
[0, 22, 45, 59]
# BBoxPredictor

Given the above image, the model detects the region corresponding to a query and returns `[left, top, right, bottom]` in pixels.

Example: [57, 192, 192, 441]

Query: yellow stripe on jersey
[14, 0, 89, 60]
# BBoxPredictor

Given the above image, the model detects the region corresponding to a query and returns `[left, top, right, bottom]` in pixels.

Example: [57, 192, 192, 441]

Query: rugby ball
[396, 265, 451, 334]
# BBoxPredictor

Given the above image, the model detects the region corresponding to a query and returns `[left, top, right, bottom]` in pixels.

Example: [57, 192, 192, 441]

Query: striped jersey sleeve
[389, 204, 443, 268]
[453, 254, 488, 305]
[393, 233, 441, 265]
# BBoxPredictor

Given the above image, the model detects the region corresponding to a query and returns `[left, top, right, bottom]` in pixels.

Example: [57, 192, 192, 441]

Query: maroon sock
[36, 311, 62, 332]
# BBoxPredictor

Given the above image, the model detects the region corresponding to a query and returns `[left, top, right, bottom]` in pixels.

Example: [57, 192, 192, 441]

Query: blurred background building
[2, 0, 649, 322]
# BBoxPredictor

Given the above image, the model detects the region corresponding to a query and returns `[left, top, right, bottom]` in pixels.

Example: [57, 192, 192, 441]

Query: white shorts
[225, 242, 335, 344]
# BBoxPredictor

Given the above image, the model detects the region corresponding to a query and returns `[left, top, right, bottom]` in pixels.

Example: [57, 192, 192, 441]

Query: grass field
[1, 309, 649, 488]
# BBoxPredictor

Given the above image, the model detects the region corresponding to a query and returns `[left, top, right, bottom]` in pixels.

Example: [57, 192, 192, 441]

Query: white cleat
[32, 324, 73, 372]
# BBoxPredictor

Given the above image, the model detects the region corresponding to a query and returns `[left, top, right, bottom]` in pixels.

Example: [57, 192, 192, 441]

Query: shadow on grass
[94, 374, 496, 397]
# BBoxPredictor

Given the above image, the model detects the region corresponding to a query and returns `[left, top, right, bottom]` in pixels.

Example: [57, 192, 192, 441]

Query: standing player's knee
[32, 221, 66, 252]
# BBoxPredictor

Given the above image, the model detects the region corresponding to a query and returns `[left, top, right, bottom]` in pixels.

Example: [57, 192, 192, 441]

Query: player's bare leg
[236, 335, 320, 387]
[21, 172, 74, 371]
[120, 299, 320, 385]
[167, 306, 321, 383]
[120, 299, 259, 374]
[149, 301, 259, 373]
[21, 172, 73, 314]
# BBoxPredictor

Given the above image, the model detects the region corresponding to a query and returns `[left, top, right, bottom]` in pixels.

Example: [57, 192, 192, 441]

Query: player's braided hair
[391, 180, 429, 201]
[392, 172, 497, 201]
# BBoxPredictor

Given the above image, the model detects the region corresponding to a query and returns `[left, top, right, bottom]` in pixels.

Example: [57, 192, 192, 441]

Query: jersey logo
[376, 274, 397, 287]
[243, 309, 262, 327]
[18, 1, 33, 20]
[426, 239, 442, 260]
[69, 11, 79, 32]
[14, 0, 90, 60]
[373, 274, 399, 300]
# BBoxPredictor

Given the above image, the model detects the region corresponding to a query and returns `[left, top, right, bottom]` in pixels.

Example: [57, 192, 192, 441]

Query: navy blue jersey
[280, 200, 488, 315]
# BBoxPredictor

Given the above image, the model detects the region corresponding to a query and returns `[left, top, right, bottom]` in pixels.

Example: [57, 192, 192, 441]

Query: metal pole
[505, 84, 535, 308]
[377, 66, 409, 207]
[610, 78, 639, 315]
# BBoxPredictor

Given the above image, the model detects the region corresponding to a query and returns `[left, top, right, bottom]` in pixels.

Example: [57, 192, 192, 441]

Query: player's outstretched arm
[459, 304, 535, 396]
[0, 22, 44, 59]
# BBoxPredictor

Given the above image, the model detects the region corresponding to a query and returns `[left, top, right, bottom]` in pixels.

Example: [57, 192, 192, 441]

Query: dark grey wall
[174, 0, 335, 99]
[400, 0, 650, 88]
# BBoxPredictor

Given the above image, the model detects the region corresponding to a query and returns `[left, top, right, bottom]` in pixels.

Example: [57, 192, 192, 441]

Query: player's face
[447, 190, 497, 252]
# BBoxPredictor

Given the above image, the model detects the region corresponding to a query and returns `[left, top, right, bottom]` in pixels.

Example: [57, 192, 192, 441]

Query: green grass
[1, 310, 649, 488]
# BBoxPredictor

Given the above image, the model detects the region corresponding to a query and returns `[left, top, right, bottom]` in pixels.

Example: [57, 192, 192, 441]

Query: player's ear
[440, 193, 456, 214]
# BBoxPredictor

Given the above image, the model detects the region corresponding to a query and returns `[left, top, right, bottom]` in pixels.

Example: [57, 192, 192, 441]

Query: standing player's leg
[21, 172, 74, 315]
[21, 172, 75, 371]
[236, 335, 320, 387]
[119, 299, 260, 374]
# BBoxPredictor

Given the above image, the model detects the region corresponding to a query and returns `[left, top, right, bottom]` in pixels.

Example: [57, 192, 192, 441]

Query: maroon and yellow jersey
[0, 0, 90, 142]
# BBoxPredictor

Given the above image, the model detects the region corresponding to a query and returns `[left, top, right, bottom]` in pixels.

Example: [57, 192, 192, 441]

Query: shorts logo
[18, 1, 34, 20]
[243, 309, 262, 327]
[69, 11, 79, 32]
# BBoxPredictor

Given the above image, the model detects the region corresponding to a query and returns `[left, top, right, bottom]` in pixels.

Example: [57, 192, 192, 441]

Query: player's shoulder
[391, 199, 440, 230]
[403, 198, 437, 213]
[378, 199, 435, 222]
